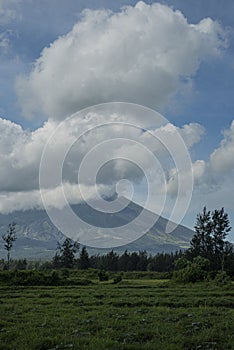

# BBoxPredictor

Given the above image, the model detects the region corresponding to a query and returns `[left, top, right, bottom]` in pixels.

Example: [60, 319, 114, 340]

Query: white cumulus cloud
[177, 120, 234, 195]
[210, 120, 234, 174]
[16, 1, 227, 120]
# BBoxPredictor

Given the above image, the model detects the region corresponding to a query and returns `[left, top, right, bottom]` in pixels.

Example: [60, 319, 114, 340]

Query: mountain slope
[0, 199, 194, 259]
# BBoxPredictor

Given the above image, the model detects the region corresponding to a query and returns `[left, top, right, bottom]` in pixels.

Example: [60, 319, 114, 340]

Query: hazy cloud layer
[0, 0, 20, 25]
[1, 112, 233, 215]
[16, 1, 227, 120]
[0, 112, 206, 213]
[0, 182, 111, 214]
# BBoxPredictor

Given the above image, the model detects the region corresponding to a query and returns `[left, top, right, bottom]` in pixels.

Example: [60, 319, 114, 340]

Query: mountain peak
[0, 199, 194, 259]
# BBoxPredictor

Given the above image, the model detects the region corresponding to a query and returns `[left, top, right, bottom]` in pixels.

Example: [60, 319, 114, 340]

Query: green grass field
[0, 277, 233, 350]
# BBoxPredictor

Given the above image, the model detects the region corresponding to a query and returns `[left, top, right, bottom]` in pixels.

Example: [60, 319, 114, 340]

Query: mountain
[0, 198, 194, 260]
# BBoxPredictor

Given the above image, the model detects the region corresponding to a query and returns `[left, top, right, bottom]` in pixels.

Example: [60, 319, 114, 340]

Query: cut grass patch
[0, 279, 233, 349]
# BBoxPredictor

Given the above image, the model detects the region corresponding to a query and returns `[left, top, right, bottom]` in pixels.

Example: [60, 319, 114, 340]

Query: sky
[0, 0, 234, 243]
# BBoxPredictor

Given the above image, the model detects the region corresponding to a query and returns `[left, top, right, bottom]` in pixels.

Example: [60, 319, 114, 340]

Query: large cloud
[0, 183, 111, 214]
[193, 121, 234, 190]
[163, 121, 234, 202]
[0, 118, 54, 191]
[0, 114, 233, 227]
[16, 1, 227, 120]
[210, 120, 234, 174]
[134, 120, 234, 232]
[0, 113, 204, 213]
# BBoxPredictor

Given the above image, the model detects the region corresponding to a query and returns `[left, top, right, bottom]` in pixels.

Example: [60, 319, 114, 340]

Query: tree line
[52, 241, 184, 272]
[1, 207, 234, 278]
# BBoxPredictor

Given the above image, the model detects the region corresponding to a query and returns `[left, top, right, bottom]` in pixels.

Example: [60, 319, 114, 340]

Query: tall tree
[212, 208, 232, 270]
[118, 250, 130, 271]
[52, 252, 62, 269]
[2, 223, 17, 270]
[137, 250, 148, 271]
[188, 207, 232, 270]
[190, 207, 213, 260]
[56, 238, 79, 268]
[105, 250, 118, 271]
[79, 246, 90, 270]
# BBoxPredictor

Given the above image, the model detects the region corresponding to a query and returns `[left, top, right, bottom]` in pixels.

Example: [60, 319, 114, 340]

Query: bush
[173, 265, 206, 283]
[60, 268, 70, 279]
[174, 257, 190, 270]
[173, 256, 210, 283]
[113, 274, 122, 284]
[74, 278, 93, 285]
[15, 259, 27, 270]
[122, 271, 171, 280]
[98, 270, 109, 282]
[0, 270, 61, 286]
[213, 270, 231, 287]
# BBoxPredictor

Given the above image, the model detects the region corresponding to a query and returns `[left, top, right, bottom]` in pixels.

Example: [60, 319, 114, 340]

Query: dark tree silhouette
[55, 238, 79, 268]
[79, 246, 90, 270]
[105, 250, 119, 271]
[2, 223, 17, 270]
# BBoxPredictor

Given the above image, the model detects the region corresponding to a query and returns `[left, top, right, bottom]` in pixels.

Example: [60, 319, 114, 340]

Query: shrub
[60, 268, 70, 279]
[74, 278, 93, 286]
[113, 274, 122, 284]
[174, 257, 190, 270]
[173, 256, 210, 283]
[213, 270, 231, 287]
[122, 271, 171, 280]
[98, 270, 109, 282]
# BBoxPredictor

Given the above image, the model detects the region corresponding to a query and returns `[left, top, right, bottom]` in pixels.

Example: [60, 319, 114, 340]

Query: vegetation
[173, 256, 210, 283]
[78, 246, 90, 270]
[2, 223, 17, 270]
[171, 207, 233, 283]
[187, 207, 232, 271]
[0, 207, 233, 349]
[83, 250, 183, 273]
[52, 238, 80, 269]
[0, 274, 233, 350]
[0, 208, 233, 285]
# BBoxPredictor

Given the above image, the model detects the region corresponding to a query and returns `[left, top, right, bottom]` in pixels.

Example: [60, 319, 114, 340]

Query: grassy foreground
[0, 277, 233, 350]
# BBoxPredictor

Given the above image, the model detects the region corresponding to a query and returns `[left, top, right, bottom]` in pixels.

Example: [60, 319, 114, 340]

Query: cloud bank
[0, 109, 233, 216]
[0, 111, 206, 213]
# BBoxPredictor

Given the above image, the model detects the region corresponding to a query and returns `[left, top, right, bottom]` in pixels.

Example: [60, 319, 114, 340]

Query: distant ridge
[0, 198, 194, 259]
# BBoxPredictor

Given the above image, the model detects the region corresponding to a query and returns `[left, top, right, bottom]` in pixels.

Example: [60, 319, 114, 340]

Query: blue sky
[0, 0, 234, 240]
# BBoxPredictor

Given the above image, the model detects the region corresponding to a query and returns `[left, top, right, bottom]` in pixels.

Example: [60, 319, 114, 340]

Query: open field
[0, 276, 233, 350]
